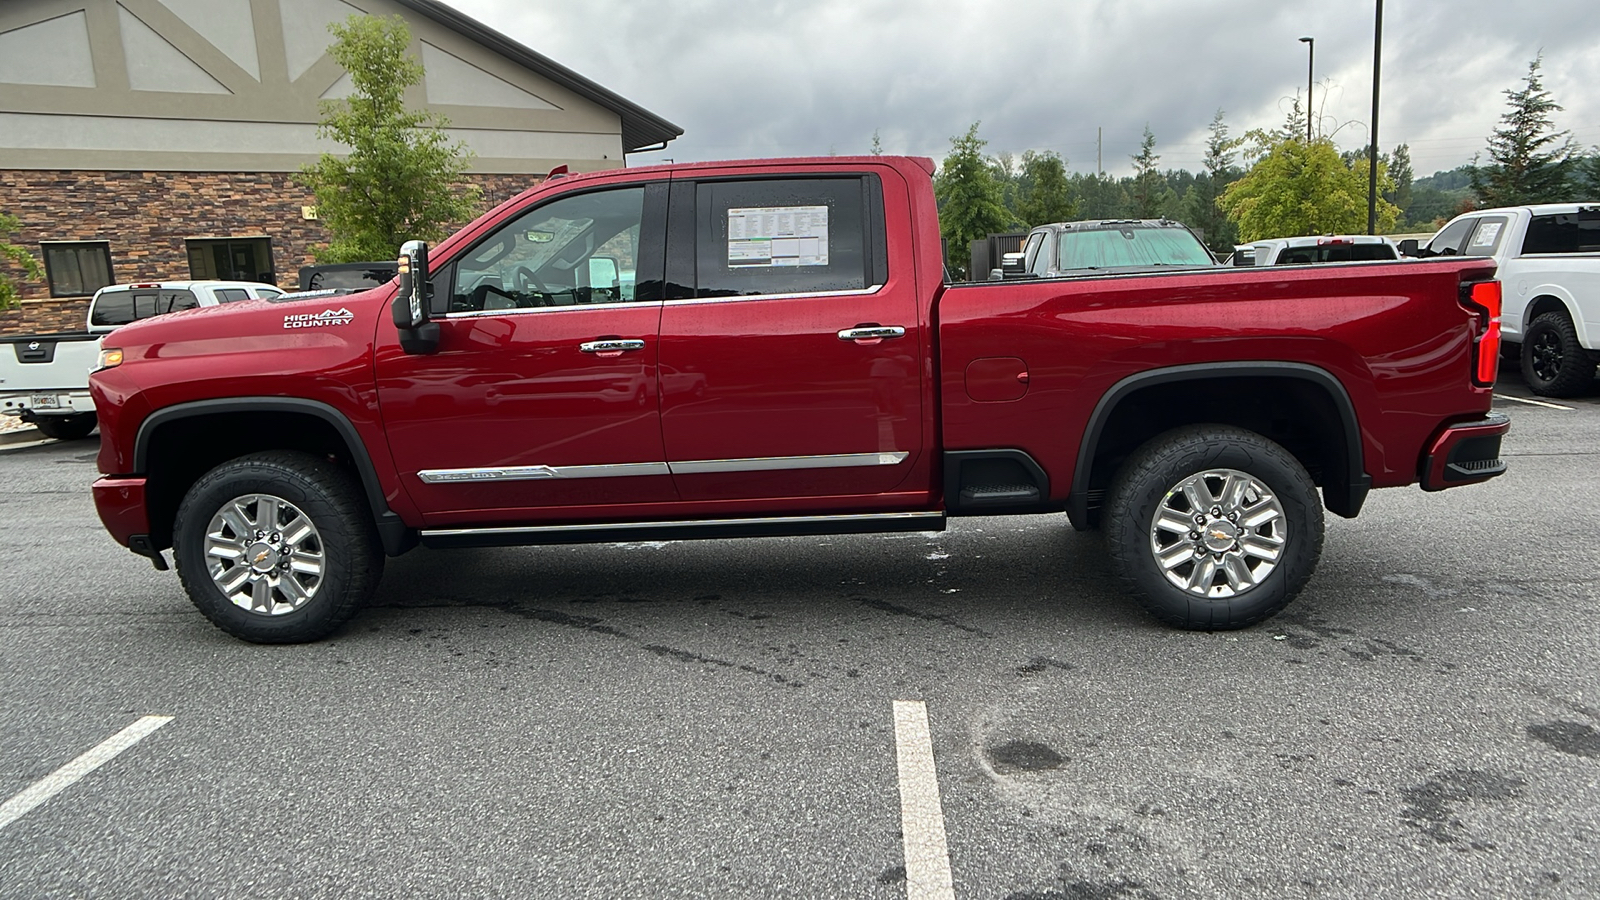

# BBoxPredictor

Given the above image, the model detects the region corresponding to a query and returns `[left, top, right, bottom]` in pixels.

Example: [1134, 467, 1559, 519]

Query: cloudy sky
[447, 0, 1600, 180]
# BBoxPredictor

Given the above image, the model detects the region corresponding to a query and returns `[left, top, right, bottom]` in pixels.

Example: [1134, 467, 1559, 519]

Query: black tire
[34, 412, 97, 441]
[173, 451, 383, 643]
[1103, 424, 1324, 630]
[1521, 312, 1596, 398]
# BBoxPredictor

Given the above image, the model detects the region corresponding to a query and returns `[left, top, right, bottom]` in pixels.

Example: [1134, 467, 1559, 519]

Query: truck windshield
[1057, 225, 1214, 270]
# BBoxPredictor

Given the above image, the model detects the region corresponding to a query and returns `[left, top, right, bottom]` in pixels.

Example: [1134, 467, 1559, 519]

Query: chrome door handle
[579, 339, 646, 354]
[837, 326, 906, 342]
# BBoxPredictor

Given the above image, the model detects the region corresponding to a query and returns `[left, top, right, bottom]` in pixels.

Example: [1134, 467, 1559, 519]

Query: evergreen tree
[1578, 150, 1600, 200]
[1386, 143, 1414, 223]
[296, 14, 482, 262]
[933, 123, 1013, 279]
[1131, 126, 1163, 218]
[1186, 110, 1241, 251]
[1471, 54, 1577, 206]
[1282, 95, 1308, 143]
[870, 130, 883, 156]
[0, 213, 43, 309]
[1015, 150, 1076, 226]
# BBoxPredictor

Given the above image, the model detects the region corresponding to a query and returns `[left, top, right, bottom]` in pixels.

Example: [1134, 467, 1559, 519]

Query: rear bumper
[1, 390, 95, 418]
[1420, 413, 1510, 491]
[93, 476, 150, 548]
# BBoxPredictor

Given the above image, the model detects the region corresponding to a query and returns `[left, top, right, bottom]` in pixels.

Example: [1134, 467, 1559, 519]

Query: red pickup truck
[87, 156, 1509, 643]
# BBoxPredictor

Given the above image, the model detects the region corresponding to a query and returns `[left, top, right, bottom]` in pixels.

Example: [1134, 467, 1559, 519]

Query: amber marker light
[97, 347, 124, 370]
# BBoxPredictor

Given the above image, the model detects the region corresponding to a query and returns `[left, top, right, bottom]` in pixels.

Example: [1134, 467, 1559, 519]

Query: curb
[0, 426, 43, 446]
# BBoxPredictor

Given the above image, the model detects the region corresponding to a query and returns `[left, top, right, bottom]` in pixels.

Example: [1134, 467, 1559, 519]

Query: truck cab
[1012, 219, 1217, 277]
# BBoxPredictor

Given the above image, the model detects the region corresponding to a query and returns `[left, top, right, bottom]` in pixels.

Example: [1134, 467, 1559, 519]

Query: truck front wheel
[172, 451, 383, 643]
[1521, 312, 1596, 398]
[1104, 425, 1324, 630]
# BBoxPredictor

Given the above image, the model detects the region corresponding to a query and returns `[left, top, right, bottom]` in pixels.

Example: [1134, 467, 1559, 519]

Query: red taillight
[1464, 280, 1502, 386]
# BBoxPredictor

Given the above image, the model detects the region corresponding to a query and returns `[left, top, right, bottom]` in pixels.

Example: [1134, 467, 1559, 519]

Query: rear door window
[691, 177, 884, 297]
[215, 288, 251, 303]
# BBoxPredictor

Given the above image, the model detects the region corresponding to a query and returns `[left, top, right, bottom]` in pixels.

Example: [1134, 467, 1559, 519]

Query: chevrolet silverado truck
[1402, 204, 1600, 397]
[2, 280, 284, 439]
[87, 156, 1510, 643]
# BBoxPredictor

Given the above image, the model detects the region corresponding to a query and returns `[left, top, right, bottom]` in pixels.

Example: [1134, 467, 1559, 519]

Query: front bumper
[93, 476, 150, 548]
[1420, 413, 1510, 491]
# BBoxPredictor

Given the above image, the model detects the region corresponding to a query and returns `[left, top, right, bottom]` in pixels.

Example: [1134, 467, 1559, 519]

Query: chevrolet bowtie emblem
[254, 550, 271, 564]
[1210, 530, 1229, 540]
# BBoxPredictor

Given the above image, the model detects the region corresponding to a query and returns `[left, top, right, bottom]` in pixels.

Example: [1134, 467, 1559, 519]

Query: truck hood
[101, 286, 388, 350]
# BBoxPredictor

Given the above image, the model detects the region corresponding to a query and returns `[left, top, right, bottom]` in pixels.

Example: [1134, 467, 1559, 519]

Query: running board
[419, 511, 947, 549]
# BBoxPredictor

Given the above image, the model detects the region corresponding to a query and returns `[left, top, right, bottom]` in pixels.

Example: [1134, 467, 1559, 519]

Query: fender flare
[134, 397, 414, 555]
[1066, 361, 1370, 528]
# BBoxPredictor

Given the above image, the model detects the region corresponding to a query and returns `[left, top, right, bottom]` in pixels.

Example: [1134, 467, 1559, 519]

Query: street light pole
[1367, 0, 1384, 234]
[1299, 36, 1314, 141]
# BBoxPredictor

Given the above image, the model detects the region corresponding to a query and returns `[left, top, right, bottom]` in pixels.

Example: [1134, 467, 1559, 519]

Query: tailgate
[1, 334, 102, 392]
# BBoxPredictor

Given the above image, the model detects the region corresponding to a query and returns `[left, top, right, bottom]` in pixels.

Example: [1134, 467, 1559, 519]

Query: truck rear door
[656, 168, 928, 506]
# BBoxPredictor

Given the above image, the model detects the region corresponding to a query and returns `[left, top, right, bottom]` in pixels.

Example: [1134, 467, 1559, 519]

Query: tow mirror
[999, 252, 1027, 277]
[392, 240, 440, 354]
[1398, 238, 1420, 258]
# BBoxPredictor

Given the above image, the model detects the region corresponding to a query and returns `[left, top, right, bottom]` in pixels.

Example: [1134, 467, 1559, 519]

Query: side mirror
[1398, 239, 1420, 258]
[999, 252, 1027, 278]
[392, 240, 439, 354]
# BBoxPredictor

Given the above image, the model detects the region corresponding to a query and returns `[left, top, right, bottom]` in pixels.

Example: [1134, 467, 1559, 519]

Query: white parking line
[0, 716, 173, 831]
[1495, 393, 1574, 410]
[893, 699, 956, 900]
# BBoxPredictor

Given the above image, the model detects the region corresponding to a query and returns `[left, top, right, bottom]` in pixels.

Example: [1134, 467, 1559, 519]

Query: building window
[41, 241, 114, 298]
[186, 237, 276, 285]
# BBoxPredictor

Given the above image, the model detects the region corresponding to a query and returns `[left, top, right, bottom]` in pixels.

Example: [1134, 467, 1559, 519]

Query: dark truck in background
[88, 155, 1509, 643]
[297, 262, 399, 293]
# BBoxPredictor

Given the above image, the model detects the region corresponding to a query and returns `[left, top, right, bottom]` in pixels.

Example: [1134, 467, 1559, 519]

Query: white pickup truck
[1403, 204, 1600, 397]
[1231, 234, 1400, 267]
[1, 280, 283, 439]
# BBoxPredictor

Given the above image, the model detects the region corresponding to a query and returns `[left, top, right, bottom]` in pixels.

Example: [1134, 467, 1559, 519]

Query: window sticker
[728, 205, 829, 267]
[1471, 222, 1502, 247]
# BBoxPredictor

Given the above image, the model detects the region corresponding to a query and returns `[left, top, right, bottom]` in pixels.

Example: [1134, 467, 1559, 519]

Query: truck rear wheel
[173, 451, 383, 643]
[1104, 425, 1324, 630]
[1521, 312, 1596, 398]
[34, 412, 97, 441]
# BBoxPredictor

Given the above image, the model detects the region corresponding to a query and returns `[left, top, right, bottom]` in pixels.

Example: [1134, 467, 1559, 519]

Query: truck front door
[656, 172, 929, 507]
[376, 182, 675, 526]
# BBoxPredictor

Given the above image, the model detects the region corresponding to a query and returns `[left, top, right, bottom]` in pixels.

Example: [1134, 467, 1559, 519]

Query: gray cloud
[450, 0, 1600, 179]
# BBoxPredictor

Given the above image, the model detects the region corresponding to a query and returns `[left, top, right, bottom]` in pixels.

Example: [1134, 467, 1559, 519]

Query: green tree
[1219, 136, 1399, 241]
[1130, 125, 1163, 217]
[869, 130, 883, 156]
[1471, 54, 1577, 206]
[1386, 143, 1414, 224]
[934, 122, 1013, 278]
[0, 213, 44, 310]
[296, 14, 481, 263]
[1578, 150, 1600, 200]
[1185, 109, 1242, 251]
[1015, 150, 1077, 226]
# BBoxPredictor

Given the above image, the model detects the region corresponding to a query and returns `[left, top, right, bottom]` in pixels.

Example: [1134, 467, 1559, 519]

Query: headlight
[97, 347, 124, 370]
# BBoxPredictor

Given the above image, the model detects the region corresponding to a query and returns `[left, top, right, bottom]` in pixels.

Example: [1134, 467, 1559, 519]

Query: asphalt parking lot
[2, 368, 1598, 899]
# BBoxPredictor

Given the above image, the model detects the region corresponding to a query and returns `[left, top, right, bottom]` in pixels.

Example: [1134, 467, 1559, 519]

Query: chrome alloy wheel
[1149, 468, 1287, 598]
[204, 493, 326, 616]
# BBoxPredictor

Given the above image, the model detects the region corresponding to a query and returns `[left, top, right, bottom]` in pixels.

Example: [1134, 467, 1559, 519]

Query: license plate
[29, 394, 61, 410]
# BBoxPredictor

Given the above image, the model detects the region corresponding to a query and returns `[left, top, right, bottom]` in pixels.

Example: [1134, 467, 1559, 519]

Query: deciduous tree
[0, 213, 43, 309]
[1219, 136, 1399, 241]
[296, 14, 481, 263]
[1015, 150, 1077, 226]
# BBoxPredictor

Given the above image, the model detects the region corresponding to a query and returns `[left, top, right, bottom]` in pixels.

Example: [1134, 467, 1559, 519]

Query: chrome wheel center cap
[247, 542, 280, 574]
[1202, 520, 1239, 553]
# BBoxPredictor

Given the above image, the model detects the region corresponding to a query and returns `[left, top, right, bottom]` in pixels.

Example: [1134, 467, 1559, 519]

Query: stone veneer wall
[0, 170, 540, 335]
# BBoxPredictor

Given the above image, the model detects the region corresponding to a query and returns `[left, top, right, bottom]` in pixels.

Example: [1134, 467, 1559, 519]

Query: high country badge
[284, 308, 355, 329]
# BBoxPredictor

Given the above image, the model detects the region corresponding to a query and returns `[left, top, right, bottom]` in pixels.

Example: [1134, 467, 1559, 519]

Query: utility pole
[1367, 0, 1383, 234]
[1097, 127, 1102, 175]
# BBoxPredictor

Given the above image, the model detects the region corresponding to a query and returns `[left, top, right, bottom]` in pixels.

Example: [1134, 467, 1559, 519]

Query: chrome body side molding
[419, 511, 946, 549]
[419, 451, 909, 484]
